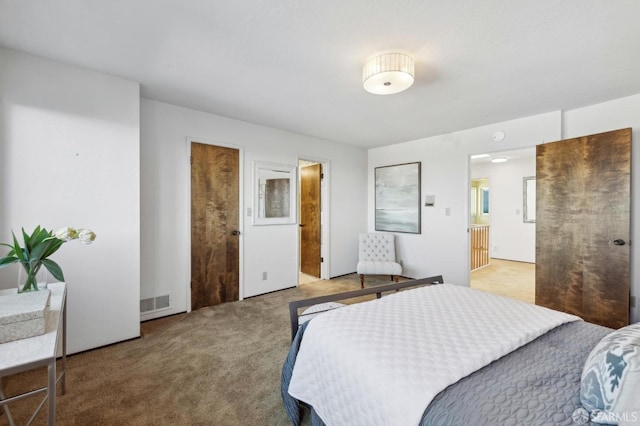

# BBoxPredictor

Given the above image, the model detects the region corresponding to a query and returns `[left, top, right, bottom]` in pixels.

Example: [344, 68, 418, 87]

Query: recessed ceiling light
[470, 154, 490, 159]
[491, 157, 508, 163]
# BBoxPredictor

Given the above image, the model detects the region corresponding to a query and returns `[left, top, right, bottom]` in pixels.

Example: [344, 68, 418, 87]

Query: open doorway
[298, 158, 329, 285]
[469, 148, 535, 303]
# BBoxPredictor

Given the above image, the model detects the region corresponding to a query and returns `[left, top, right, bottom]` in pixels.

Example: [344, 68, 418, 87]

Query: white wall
[0, 48, 141, 353]
[368, 111, 562, 285]
[562, 93, 640, 323]
[472, 155, 536, 263]
[140, 99, 367, 318]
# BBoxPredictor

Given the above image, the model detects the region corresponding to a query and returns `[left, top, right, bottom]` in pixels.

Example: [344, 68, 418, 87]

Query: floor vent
[140, 294, 172, 313]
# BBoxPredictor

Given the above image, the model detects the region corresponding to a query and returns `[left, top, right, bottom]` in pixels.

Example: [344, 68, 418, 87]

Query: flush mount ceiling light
[491, 157, 508, 163]
[362, 53, 415, 95]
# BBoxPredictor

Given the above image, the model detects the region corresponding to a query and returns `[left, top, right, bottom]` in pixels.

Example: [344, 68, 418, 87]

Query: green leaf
[12, 232, 26, 263]
[29, 239, 52, 263]
[21, 228, 31, 256]
[22, 227, 31, 241]
[42, 258, 64, 281]
[29, 227, 51, 250]
[0, 256, 19, 269]
[42, 238, 64, 258]
[30, 225, 42, 240]
[0, 242, 17, 256]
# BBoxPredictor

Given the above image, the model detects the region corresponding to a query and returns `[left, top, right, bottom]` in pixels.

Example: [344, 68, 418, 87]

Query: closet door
[191, 142, 240, 309]
[536, 128, 631, 329]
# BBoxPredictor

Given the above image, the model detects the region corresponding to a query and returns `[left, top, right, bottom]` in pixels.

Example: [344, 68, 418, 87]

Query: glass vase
[17, 265, 48, 293]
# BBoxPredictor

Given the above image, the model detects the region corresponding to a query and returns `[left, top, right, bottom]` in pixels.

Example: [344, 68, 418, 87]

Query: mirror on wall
[253, 161, 297, 225]
[523, 176, 536, 223]
[480, 187, 490, 215]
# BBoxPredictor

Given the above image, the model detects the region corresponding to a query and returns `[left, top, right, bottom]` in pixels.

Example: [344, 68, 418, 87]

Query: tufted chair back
[358, 233, 397, 262]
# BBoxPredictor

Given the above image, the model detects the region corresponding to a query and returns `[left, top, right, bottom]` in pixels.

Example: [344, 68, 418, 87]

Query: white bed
[281, 277, 640, 426]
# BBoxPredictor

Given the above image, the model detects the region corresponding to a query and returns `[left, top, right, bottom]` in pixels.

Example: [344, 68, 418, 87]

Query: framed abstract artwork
[375, 162, 421, 233]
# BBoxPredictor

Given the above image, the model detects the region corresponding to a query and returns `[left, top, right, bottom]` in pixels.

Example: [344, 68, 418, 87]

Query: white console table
[0, 282, 67, 425]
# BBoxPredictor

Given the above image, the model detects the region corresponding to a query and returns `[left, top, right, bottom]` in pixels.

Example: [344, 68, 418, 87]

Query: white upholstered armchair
[356, 233, 402, 288]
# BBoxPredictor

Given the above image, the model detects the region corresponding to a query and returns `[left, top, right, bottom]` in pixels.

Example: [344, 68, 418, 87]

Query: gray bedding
[282, 320, 610, 426]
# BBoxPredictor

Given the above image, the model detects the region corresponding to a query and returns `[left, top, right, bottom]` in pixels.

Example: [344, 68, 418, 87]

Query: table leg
[61, 297, 67, 395]
[47, 362, 56, 425]
[0, 377, 16, 426]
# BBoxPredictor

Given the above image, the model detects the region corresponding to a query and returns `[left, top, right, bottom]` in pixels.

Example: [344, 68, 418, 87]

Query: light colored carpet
[1, 274, 400, 425]
[471, 258, 535, 304]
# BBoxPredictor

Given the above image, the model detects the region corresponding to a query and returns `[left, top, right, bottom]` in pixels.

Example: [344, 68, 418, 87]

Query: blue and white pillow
[581, 323, 640, 424]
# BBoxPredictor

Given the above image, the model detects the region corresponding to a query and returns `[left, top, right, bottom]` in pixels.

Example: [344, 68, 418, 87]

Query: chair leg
[360, 274, 365, 289]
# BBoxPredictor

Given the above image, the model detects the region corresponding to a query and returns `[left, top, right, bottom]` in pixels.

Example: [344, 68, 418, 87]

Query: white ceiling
[1, 1, 640, 148]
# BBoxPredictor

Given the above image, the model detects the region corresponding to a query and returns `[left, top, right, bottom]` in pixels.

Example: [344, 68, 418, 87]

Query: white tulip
[78, 229, 96, 244]
[54, 227, 78, 241]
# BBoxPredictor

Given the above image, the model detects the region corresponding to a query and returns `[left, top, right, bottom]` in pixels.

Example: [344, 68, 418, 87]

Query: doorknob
[613, 239, 626, 246]
[299, 224, 305, 227]
[231, 230, 241, 236]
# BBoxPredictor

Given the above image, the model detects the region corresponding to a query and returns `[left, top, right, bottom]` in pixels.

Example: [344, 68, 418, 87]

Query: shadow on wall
[0, 103, 12, 289]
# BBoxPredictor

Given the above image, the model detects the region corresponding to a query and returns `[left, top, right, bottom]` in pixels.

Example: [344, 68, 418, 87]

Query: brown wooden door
[536, 128, 631, 329]
[191, 142, 240, 310]
[300, 164, 322, 277]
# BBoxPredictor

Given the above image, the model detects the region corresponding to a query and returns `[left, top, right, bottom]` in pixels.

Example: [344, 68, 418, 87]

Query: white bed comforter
[288, 284, 580, 426]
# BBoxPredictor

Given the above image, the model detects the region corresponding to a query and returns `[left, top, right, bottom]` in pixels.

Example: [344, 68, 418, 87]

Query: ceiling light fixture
[470, 154, 490, 159]
[362, 53, 415, 95]
[491, 157, 508, 163]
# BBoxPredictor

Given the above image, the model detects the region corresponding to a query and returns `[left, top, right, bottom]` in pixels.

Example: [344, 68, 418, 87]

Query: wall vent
[140, 294, 172, 313]
[140, 298, 154, 313]
[155, 294, 170, 310]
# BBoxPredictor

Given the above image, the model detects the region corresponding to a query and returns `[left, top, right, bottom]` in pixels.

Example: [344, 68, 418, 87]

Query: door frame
[467, 148, 537, 285]
[297, 156, 331, 281]
[186, 137, 244, 312]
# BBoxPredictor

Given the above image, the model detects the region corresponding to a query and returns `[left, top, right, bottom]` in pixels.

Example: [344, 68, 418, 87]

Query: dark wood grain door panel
[582, 129, 631, 328]
[191, 142, 240, 310]
[536, 136, 586, 317]
[536, 128, 630, 328]
[300, 164, 321, 278]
